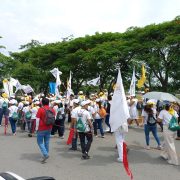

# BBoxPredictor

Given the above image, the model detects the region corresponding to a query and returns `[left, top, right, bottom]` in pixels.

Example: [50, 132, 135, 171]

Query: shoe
[146, 146, 150, 150]
[117, 158, 123, 163]
[41, 155, 49, 163]
[28, 134, 32, 137]
[160, 154, 168, 160]
[60, 136, 64, 139]
[167, 160, 179, 166]
[69, 147, 77, 151]
[175, 137, 180, 140]
[157, 145, 162, 150]
[13, 133, 16, 136]
[50, 135, 55, 138]
[101, 135, 105, 138]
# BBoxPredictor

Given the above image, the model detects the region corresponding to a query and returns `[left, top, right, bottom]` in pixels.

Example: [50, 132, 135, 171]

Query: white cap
[81, 100, 91, 106]
[95, 98, 101, 102]
[9, 99, 17, 105]
[73, 99, 80, 104]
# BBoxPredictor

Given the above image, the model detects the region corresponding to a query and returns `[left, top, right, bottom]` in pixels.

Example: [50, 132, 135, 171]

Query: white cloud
[0, 0, 179, 55]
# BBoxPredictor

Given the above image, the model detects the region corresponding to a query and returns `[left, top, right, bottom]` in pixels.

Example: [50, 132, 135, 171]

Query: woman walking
[157, 102, 179, 165]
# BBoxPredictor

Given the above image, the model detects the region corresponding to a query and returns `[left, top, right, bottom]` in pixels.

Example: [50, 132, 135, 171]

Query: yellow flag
[137, 64, 146, 88]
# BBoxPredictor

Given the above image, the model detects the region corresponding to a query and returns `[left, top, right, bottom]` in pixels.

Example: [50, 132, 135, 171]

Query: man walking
[36, 97, 55, 163]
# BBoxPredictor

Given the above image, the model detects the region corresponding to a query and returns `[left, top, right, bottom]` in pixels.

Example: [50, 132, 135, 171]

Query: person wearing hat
[69, 99, 81, 150]
[78, 91, 85, 103]
[157, 102, 179, 165]
[28, 101, 40, 137]
[8, 99, 18, 135]
[0, 93, 9, 127]
[93, 99, 105, 138]
[142, 102, 161, 150]
[75, 100, 93, 159]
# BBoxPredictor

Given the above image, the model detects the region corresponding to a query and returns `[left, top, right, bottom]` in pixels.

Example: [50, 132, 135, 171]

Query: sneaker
[101, 135, 105, 138]
[146, 146, 150, 150]
[157, 145, 162, 150]
[160, 154, 168, 160]
[60, 136, 64, 139]
[41, 155, 49, 164]
[117, 158, 123, 163]
[28, 134, 32, 137]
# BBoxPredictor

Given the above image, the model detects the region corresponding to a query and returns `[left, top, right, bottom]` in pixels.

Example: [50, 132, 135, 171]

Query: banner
[50, 68, 62, 96]
[49, 82, 56, 94]
[21, 85, 34, 94]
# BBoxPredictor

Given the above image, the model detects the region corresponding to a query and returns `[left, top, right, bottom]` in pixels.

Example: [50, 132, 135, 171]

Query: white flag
[15, 80, 22, 93]
[109, 69, 130, 132]
[87, 76, 100, 86]
[10, 77, 18, 87]
[50, 68, 62, 96]
[129, 67, 136, 97]
[67, 71, 73, 99]
[21, 84, 34, 94]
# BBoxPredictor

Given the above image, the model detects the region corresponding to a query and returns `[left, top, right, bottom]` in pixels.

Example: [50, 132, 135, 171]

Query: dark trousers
[177, 118, 180, 137]
[51, 118, 65, 137]
[105, 114, 111, 130]
[78, 132, 93, 154]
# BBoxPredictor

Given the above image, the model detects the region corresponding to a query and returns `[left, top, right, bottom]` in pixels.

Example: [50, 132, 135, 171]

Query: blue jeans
[0, 108, 8, 125]
[144, 124, 161, 146]
[37, 130, 51, 157]
[93, 119, 104, 136]
[105, 114, 111, 129]
[9, 117, 16, 134]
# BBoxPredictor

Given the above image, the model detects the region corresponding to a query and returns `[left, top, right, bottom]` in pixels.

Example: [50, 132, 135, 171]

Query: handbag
[168, 116, 180, 131]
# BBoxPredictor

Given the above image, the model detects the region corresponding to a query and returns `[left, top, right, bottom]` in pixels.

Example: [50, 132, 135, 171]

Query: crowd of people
[0, 90, 179, 165]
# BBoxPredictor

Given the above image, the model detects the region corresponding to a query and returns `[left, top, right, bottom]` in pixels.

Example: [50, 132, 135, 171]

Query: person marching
[157, 102, 179, 165]
[75, 100, 93, 159]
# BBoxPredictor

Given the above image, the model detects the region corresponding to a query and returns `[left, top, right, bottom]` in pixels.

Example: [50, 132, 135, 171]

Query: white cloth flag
[15, 80, 22, 93]
[67, 71, 73, 99]
[50, 68, 62, 96]
[129, 67, 136, 97]
[87, 76, 100, 86]
[21, 85, 34, 94]
[109, 69, 130, 132]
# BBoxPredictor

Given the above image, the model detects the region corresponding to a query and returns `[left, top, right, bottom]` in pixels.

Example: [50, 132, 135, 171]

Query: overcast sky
[0, 0, 179, 55]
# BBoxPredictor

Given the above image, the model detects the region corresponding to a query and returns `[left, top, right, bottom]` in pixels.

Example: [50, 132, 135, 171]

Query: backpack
[76, 111, 86, 132]
[25, 111, 32, 120]
[136, 102, 143, 110]
[76, 117, 86, 132]
[2, 101, 8, 109]
[56, 109, 65, 120]
[99, 107, 106, 118]
[12, 112, 19, 121]
[43, 108, 55, 125]
[147, 113, 156, 126]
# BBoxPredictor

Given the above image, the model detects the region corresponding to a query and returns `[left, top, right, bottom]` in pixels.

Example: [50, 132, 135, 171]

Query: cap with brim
[73, 99, 79, 104]
[81, 100, 91, 106]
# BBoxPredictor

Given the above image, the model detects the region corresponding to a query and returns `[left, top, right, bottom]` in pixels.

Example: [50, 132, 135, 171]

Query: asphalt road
[0, 124, 180, 180]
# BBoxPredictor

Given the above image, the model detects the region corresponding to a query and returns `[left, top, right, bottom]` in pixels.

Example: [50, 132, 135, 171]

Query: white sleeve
[158, 111, 164, 120]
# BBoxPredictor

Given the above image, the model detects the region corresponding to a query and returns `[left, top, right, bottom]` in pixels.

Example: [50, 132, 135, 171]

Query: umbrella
[143, 91, 180, 103]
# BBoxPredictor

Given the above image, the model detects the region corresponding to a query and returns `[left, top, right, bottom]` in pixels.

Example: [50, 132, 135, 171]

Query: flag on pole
[137, 64, 146, 88]
[50, 68, 62, 96]
[109, 68, 133, 180]
[3, 79, 10, 97]
[15, 80, 22, 93]
[129, 67, 136, 96]
[87, 76, 100, 86]
[67, 71, 73, 99]
[109, 69, 130, 132]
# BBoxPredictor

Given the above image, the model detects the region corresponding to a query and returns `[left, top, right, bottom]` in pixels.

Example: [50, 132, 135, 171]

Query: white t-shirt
[8, 105, 18, 117]
[31, 106, 38, 119]
[129, 98, 138, 119]
[94, 104, 101, 119]
[71, 106, 81, 119]
[158, 110, 179, 125]
[75, 108, 91, 132]
[88, 105, 95, 120]
[22, 106, 30, 114]
[141, 109, 156, 124]
[18, 102, 24, 110]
